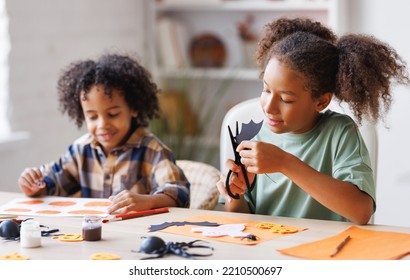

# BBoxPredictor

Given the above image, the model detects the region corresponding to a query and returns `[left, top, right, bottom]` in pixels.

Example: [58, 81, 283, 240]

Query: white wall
[346, 0, 410, 227]
[1, 0, 144, 192]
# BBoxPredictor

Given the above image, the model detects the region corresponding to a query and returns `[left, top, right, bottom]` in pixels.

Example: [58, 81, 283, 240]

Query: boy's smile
[81, 85, 138, 155]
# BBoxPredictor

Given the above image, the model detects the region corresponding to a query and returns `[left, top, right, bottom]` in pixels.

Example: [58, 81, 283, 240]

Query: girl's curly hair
[57, 53, 160, 128]
[256, 17, 410, 124]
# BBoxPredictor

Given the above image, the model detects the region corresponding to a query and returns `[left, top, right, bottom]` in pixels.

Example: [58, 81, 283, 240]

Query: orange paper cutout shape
[67, 209, 105, 215]
[52, 233, 83, 242]
[157, 214, 306, 245]
[17, 199, 44, 205]
[3, 208, 31, 212]
[49, 201, 76, 207]
[89, 253, 120, 260]
[278, 226, 410, 260]
[36, 210, 61, 215]
[84, 201, 112, 207]
[0, 253, 29, 260]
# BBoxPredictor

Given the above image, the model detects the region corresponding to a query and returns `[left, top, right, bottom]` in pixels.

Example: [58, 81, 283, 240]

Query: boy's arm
[151, 156, 190, 208]
[40, 144, 81, 197]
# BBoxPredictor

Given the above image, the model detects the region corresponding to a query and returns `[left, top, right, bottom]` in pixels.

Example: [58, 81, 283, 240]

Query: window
[0, 0, 10, 138]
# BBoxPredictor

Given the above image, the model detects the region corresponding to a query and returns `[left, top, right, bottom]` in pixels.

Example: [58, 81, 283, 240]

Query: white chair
[219, 98, 378, 221]
[219, 98, 265, 173]
[177, 160, 221, 210]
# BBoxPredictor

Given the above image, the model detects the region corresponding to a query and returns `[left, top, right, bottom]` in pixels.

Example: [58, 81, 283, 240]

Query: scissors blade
[228, 125, 241, 163]
[228, 125, 237, 150]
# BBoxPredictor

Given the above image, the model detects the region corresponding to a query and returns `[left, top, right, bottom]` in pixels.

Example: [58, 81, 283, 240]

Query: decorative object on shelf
[149, 0, 345, 167]
[156, 91, 198, 135]
[242, 41, 258, 68]
[237, 14, 258, 68]
[150, 77, 234, 165]
[237, 14, 257, 42]
[189, 33, 227, 68]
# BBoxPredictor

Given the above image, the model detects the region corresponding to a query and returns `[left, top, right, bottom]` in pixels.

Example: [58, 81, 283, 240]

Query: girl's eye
[281, 98, 294, 104]
[88, 115, 98, 120]
[108, 113, 120, 118]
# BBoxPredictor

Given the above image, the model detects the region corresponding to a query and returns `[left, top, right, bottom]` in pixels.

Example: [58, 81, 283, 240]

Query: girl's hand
[216, 159, 255, 202]
[18, 168, 46, 196]
[237, 140, 286, 174]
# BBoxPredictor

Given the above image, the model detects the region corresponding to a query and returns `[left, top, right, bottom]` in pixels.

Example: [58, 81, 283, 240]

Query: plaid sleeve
[152, 157, 190, 208]
[143, 138, 190, 208]
[40, 143, 82, 197]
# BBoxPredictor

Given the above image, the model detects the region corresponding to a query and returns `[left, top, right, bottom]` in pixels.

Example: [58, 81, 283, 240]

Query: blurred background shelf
[156, 0, 331, 12]
[158, 68, 260, 80]
[144, 0, 346, 167]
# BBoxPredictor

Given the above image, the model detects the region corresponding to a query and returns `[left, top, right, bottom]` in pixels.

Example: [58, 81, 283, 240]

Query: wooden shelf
[158, 68, 260, 81]
[144, 0, 345, 165]
[156, 0, 330, 13]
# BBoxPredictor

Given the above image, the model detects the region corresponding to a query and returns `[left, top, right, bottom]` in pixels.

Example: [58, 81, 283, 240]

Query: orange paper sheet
[157, 214, 306, 245]
[278, 226, 410, 259]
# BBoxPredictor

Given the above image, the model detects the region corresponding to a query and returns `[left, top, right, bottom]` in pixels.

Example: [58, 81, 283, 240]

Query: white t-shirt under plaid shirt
[40, 127, 190, 207]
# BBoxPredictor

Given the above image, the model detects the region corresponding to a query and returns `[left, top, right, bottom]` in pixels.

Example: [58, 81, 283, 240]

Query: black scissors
[225, 120, 262, 199]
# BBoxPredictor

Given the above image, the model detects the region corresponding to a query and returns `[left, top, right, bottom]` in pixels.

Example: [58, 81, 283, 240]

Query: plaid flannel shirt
[40, 127, 190, 207]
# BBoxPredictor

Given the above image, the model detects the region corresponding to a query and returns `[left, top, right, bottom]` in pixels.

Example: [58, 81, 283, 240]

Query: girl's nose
[263, 95, 279, 115]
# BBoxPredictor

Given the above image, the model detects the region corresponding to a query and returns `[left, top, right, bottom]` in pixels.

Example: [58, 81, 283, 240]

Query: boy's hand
[107, 190, 177, 215]
[18, 168, 46, 196]
[107, 190, 153, 214]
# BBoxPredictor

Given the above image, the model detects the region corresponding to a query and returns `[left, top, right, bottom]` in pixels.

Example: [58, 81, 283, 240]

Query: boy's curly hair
[57, 53, 160, 128]
[256, 17, 410, 124]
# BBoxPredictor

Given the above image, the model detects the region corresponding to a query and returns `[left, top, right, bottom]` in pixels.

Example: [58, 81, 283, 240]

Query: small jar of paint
[20, 219, 42, 248]
[82, 215, 102, 241]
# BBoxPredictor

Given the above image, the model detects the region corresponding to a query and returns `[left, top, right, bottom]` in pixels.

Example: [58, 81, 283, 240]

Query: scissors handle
[225, 166, 256, 200]
[225, 122, 256, 200]
[225, 169, 240, 199]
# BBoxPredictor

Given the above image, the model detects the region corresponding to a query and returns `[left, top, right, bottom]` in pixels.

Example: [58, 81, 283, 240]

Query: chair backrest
[177, 160, 221, 210]
[220, 98, 378, 181]
[220, 98, 265, 173]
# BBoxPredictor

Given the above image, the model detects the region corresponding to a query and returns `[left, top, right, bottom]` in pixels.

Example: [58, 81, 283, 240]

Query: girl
[217, 18, 409, 225]
[18, 53, 190, 214]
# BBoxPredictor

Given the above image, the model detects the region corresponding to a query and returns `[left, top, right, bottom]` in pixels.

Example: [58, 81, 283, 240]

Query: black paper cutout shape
[225, 120, 263, 199]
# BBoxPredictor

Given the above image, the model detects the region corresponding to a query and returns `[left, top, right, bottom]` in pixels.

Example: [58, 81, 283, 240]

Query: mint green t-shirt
[246, 110, 375, 222]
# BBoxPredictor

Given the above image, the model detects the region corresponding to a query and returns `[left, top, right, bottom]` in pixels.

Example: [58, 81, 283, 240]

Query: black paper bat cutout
[148, 221, 220, 232]
[225, 120, 263, 199]
[235, 120, 263, 143]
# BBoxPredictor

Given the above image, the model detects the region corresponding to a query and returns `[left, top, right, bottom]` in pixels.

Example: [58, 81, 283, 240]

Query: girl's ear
[315, 92, 332, 112]
[131, 110, 138, 118]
